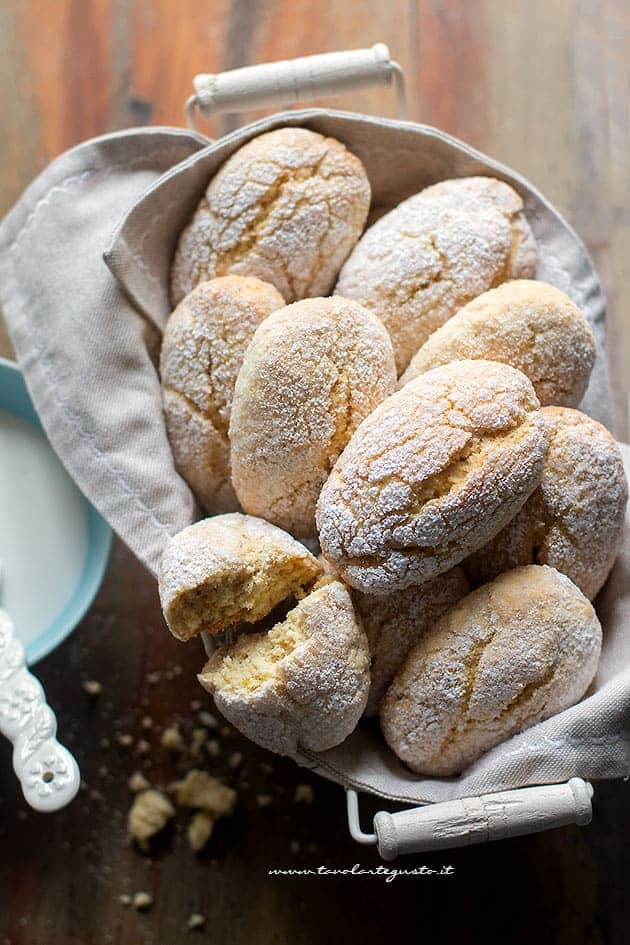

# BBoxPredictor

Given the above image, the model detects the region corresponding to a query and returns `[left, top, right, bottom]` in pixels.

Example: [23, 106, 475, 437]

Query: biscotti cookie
[229, 296, 397, 537]
[380, 565, 602, 776]
[171, 127, 371, 305]
[316, 359, 548, 593]
[160, 276, 284, 513]
[401, 280, 596, 405]
[158, 514, 321, 640]
[465, 407, 628, 598]
[336, 176, 537, 373]
[355, 567, 469, 715]
[198, 580, 370, 755]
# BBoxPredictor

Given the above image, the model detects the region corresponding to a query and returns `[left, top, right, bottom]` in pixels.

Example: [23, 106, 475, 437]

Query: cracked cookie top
[160, 276, 284, 513]
[401, 279, 596, 406]
[380, 564, 602, 776]
[336, 176, 537, 373]
[170, 127, 371, 306]
[316, 359, 548, 593]
[229, 296, 397, 537]
[465, 406, 628, 599]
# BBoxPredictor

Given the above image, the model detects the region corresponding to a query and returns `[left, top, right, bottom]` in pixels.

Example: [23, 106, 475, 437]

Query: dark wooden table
[1, 3, 629, 943]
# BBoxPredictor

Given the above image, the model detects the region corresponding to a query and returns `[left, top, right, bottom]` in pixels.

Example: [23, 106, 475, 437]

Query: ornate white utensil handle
[0, 608, 80, 811]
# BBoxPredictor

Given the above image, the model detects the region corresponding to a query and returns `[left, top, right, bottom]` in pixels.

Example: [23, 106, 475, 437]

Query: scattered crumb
[206, 739, 220, 757]
[119, 894, 132, 907]
[187, 811, 214, 851]
[221, 726, 232, 738]
[147, 671, 161, 685]
[128, 771, 150, 793]
[82, 679, 102, 697]
[228, 752, 243, 769]
[198, 711, 218, 729]
[97, 765, 109, 778]
[190, 728, 207, 757]
[169, 769, 237, 816]
[141, 716, 153, 730]
[190, 699, 202, 712]
[99, 737, 110, 749]
[128, 789, 175, 850]
[161, 725, 184, 751]
[136, 739, 151, 755]
[290, 840, 301, 854]
[260, 762, 274, 774]
[256, 794, 272, 808]
[187, 913, 206, 930]
[133, 892, 153, 911]
[116, 733, 134, 748]
[294, 784, 315, 804]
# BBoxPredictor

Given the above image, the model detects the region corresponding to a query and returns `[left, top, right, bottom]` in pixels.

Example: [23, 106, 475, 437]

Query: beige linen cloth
[0, 110, 628, 805]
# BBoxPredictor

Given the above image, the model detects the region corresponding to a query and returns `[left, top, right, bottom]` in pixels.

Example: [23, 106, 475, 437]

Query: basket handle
[347, 779, 594, 861]
[186, 44, 406, 129]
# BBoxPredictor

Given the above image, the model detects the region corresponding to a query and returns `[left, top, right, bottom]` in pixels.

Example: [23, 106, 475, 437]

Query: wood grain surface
[1, 3, 629, 944]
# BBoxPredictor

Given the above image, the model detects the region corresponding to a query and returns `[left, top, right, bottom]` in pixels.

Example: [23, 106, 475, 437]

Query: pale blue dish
[0, 357, 112, 664]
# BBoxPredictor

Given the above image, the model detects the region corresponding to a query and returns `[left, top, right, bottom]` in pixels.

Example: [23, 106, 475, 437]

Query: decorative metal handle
[0, 608, 80, 811]
[186, 44, 407, 129]
[347, 779, 594, 860]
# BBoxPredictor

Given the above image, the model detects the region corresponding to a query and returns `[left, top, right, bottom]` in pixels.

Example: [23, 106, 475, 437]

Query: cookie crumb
[228, 752, 243, 769]
[190, 699, 202, 712]
[290, 840, 301, 854]
[116, 733, 134, 748]
[82, 679, 102, 697]
[147, 671, 161, 685]
[294, 784, 314, 804]
[128, 771, 150, 793]
[119, 893, 132, 907]
[206, 739, 220, 757]
[141, 716, 153, 730]
[136, 738, 151, 755]
[161, 725, 184, 751]
[256, 794, 272, 808]
[187, 913, 206, 930]
[133, 892, 153, 911]
[198, 711, 218, 729]
[190, 727, 207, 757]
[128, 789, 175, 849]
[169, 769, 237, 816]
[187, 811, 214, 851]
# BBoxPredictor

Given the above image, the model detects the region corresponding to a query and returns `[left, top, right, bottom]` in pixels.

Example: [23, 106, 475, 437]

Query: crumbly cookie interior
[168, 557, 319, 638]
[202, 602, 309, 694]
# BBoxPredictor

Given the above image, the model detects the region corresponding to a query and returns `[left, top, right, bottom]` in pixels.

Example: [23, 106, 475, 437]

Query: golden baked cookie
[336, 176, 537, 373]
[198, 580, 370, 755]
[316, 359, 548, 593]
[229, 296, 397, 537]
[465, 406, 628, 598]
[158, 514, 321, 640]
[160, 276, 284, 513]
[355, 567, 469, 715]
[380, 565, 602, 776]
[401, 280, 596, 405]
[171, 127, 371, 305]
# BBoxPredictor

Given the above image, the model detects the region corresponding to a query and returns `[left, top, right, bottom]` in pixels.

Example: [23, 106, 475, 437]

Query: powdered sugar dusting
[229, 296, 397, 537]
[316, 359, 548, 593]
[380, 564, 602, 776]
[170, 128, 371, 305]
[336, 176, 537, 373]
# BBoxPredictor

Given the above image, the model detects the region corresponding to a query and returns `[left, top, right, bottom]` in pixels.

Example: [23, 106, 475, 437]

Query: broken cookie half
[159, 514, 370, 755]
[158, 513, 322, 640]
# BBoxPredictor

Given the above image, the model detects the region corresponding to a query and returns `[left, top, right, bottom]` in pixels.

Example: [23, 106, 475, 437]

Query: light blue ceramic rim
[0, 357, 113, 665]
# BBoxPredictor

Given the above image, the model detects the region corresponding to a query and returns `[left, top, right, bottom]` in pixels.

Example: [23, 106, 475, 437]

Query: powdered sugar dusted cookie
[380, 565, 602, 776]
[229, 296, 396, 537]
[317, 359, 548, 593]
[401, 280, 596, 406]
[465, 407, 628, 598]
[336, 176, 537, 373]
[198, 580, 370, 755]
[161, 276, 284, 513]
[158, 514, 321, 640]
[171, 127, 371, 305]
